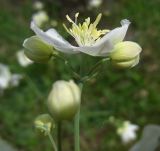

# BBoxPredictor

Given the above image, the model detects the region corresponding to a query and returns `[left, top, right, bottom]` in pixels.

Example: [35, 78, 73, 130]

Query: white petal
[76, 19, 130, 56]
[96, 19, 130, 46]
[30, 21, 79, 54]
[75, 41, 113, 56]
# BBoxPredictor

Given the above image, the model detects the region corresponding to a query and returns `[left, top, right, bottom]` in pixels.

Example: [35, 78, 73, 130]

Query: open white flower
[17, 50, 33, 67]
[29, 13, 130, 57]
[117, 121, 139, 144]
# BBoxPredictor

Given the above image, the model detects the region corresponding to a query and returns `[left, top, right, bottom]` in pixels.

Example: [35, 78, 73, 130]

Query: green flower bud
[110, 41, 142, 68]
[23, 36, 55, 63]
[47, 80, 81, 121]
[34, 114, 54, 135]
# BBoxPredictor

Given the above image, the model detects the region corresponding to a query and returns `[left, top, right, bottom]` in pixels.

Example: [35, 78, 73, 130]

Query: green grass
[0, 0, 160, 151]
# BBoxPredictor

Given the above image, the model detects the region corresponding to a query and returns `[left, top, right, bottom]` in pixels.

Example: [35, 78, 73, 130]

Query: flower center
[63, 13, 109, 46]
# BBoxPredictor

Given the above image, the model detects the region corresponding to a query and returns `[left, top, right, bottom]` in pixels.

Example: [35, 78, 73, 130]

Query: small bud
[23, 36, 55, 63]
[34, 114, 54, 135]
[110, 41, 142, 68]
[47, 80, 81, 121]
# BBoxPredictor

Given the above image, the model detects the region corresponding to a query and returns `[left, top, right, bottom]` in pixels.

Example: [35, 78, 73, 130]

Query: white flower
[88, 0, 102, 9]
[28, 13, 130, 56]
[16, 50, 33, 67]
[32, 11, 49, 27]
[117, 121, 139, 144]
[10, 74, 23, 87]
[0, 63, 23, 92]
[0, 64, 11, 90]
[33, 1, 44, 10]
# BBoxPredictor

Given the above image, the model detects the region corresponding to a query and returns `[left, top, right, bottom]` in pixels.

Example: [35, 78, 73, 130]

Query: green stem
[57, 122, 62, 151]
[87, 58, 110, 76]
[54, 54, 81, 80]
[74, 83, 83, 151]
[48, 132, 58, 151]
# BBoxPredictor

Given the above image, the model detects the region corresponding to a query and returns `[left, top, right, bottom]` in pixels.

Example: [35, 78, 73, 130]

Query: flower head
[29, 13, 131, 56]
[34, 114, 54, 135]
[117, 121, 139, 144]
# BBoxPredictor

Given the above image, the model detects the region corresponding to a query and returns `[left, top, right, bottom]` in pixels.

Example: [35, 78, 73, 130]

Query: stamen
[63, 13, 109, 46]
[93, 13, 102, 27]
[75, 12, 79, 24]
[66, 15, 74, 23]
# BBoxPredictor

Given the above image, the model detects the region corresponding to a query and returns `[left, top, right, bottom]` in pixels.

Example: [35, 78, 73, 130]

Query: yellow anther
[75, 12, 79, 18]
[66, 15, 74, 23]
[64, 13, 109, 46]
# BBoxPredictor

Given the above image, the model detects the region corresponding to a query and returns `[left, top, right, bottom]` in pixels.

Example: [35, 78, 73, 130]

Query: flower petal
[75, 19, 130, 56]
[30, 21, 79, 54]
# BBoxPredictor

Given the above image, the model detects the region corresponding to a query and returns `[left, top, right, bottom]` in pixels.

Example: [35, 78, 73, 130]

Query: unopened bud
[23, 36, 55, 63]
[110, 41, 142, 68]
[47, 80, 81, 121]
[34, 114, 54, 135]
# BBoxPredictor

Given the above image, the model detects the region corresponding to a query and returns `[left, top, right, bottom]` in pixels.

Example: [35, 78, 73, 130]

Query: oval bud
[34, 114, 54, 135]
[110, 41, 142, 68]
[23, 36, 54, 63]
[47, 80, 81, 121]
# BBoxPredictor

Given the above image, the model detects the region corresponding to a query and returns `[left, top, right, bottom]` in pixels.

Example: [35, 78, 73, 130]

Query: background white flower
[32, 11, 49, 27]
[17, 50, 33, 67]
[88, 0, 103, 9]
[0, 63, 23, 93]
[117, 121, 139, 144]
[10, 74, 23, 87]
[0, 63, 11, 90]
[33, 1, 44, 10]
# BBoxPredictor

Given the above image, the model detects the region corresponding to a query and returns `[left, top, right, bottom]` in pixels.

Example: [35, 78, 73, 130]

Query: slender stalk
[48, 132, 58, 151]
[74, 83, 83, 151]
[54, 54, 81, 80]
[87, 58, 110, 76]
[57, 122, 62, 151]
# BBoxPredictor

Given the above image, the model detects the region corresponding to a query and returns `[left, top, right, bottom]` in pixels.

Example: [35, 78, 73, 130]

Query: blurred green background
[0, 0, 160, 151]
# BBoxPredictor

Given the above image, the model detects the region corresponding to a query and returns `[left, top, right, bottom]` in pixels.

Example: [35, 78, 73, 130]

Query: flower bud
[47, 80, 81, 121]
[110, 41, 142, 68]
[34, 114, 54, 135]
[23, 36, 54, 63]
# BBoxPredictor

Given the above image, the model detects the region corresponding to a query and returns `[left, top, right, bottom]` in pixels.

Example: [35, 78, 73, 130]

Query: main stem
[74, 83, 83, 151]
[57, 122, 62, 151]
